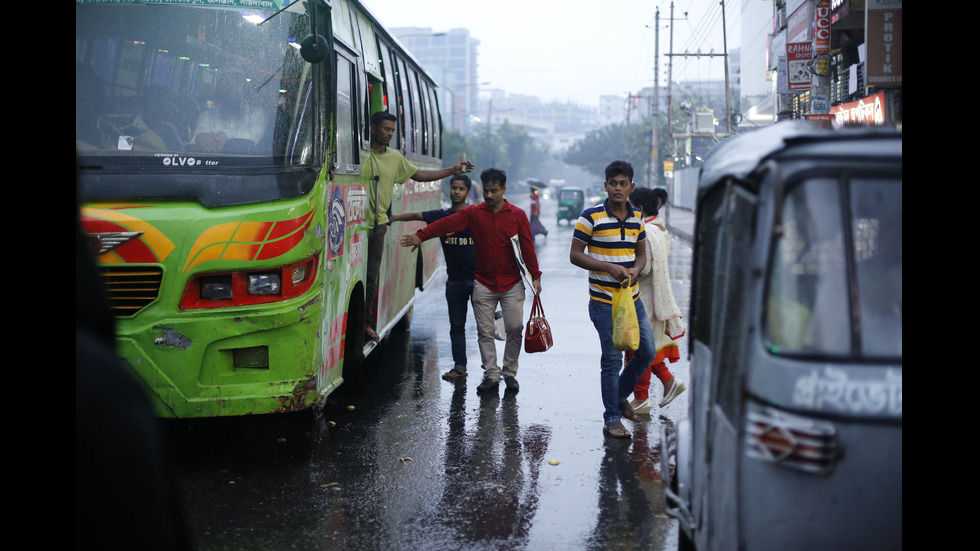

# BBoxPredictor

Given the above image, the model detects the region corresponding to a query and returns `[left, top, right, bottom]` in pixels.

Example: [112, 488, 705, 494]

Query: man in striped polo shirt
[569, 160, 657, 439]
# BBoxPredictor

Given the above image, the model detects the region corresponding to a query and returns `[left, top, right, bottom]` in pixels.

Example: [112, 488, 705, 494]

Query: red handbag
[524, 293, 553, 353]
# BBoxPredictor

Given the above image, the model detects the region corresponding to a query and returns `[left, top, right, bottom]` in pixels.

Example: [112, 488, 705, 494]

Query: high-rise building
[390, 27, 480, 133]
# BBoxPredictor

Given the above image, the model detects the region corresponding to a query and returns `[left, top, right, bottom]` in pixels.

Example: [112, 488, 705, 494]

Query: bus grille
[99, 266, 163, 315]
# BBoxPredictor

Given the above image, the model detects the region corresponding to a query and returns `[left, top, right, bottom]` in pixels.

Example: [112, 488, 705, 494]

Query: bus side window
[364, 74, 383, 146]
[377, 40, 400, 151]
[427, 82, 441, 159]
[413, 71, 428, 156]
[396, 56, 414, 154]
[407, 69, 423, 155]
[335, 54, 358, 170]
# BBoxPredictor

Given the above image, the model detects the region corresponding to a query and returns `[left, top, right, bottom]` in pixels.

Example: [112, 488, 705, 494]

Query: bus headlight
[200, 275, 233, 301]
[248, 272, 281, 295]
[180, 254, 319, 309]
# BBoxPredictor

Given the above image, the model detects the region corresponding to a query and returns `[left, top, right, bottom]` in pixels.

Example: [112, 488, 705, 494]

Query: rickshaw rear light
[746, 407, 840, 474]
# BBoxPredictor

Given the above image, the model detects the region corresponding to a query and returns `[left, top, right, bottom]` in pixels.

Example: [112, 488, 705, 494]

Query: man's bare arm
[390, 212, 424, 223]
[413, 159, 475, 182]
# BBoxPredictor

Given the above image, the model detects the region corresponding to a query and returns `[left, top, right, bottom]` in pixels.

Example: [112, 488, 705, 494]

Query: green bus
[76, 0, 443, 418]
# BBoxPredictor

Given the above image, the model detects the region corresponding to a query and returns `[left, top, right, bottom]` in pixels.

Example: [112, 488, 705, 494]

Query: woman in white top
[625, 187, 686, 414]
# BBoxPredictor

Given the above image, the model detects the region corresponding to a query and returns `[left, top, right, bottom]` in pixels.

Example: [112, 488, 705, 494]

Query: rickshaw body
[556, 187, 585, 225]
[661, 122, 902, 551]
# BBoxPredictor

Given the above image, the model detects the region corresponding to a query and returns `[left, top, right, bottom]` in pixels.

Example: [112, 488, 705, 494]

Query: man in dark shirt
[401, 168, 542, 395]
[391, 174, 476, 382]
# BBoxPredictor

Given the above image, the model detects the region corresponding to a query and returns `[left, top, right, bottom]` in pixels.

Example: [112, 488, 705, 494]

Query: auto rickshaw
[661, 122, 902, 551]
[556, 187, 584, 225]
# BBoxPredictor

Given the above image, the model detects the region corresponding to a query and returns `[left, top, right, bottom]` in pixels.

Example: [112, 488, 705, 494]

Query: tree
[496, 120, 544, 179]
[562, 120, 657, 185]
[563, 88, 724, 185]
[441, 122, 544, 188]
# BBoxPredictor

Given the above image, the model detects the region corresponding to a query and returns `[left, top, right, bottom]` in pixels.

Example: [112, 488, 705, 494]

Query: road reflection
[586, 422, 671, 550]
[430, 388, 553, 547]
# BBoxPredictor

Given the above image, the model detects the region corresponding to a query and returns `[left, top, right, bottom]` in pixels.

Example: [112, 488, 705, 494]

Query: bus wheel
[343, 293, 366, 388]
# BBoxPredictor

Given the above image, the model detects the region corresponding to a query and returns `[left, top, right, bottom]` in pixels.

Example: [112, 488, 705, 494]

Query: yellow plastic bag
[612, 279, 639, 351]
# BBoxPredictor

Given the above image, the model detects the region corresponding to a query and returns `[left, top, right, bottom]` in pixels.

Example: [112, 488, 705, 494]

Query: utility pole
[721, 0, 731, 134]
[648, 7, 661, 190]
[667, 1, 675, 164]
[665, 2, 732, 136]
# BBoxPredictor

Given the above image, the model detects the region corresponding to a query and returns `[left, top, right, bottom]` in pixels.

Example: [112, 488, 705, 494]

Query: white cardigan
[638, 216, 685, 339]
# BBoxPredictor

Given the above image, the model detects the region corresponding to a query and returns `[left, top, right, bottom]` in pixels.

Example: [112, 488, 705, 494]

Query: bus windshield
[76, 1, 317, 169]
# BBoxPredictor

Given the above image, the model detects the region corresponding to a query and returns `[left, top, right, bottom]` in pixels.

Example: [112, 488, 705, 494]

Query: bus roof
[346, 0, 440, 87]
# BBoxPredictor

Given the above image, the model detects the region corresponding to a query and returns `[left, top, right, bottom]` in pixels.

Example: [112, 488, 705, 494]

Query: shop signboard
[787, 42, 812, 92]
[866, 0, 902, 87]
[829, 92, 889, 125]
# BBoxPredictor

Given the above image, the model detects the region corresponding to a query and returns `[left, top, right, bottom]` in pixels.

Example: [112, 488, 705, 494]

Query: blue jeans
[589, 298, 656, 424]
[446, 279, 474, 369]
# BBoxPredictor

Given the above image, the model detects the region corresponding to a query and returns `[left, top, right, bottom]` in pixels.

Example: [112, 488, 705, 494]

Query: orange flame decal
[81, 205, 176, 263]
[183, 210, 315, 272]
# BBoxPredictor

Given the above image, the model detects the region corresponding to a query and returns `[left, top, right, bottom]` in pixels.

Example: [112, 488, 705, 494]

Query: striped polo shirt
[573, 200, 646, 304]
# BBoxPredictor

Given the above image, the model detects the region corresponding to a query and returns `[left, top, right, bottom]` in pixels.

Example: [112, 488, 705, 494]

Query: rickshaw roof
[698, 121, 902, 192]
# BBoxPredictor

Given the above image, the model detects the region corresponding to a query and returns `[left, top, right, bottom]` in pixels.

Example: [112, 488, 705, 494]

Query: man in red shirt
[401, 168, 542, 394]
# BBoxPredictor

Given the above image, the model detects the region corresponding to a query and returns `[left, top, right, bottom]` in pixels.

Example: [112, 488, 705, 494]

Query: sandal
[441, 367, 467, 382]
[603, 420, 632, 439]
[618, 400, 640, 422]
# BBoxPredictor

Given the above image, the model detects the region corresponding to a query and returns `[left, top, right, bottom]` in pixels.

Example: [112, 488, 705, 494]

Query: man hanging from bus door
[400, 168, 542, 395]
[390, 174, 476, 382]
[363, 111, 474, 343]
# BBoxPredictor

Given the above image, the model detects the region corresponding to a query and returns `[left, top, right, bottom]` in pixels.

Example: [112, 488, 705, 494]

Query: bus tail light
[745, 407, 840, 474]
[181, 254, 318, 309]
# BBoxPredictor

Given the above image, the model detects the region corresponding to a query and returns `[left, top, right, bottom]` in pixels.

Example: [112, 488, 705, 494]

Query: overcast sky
[360, 0, 742, 107]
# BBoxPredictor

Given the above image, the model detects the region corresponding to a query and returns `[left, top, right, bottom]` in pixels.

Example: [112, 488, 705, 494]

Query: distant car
[661, 122, 902, 551]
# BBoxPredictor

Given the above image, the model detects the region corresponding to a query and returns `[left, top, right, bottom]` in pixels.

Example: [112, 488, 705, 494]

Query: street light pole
[451, 81, 490, 134]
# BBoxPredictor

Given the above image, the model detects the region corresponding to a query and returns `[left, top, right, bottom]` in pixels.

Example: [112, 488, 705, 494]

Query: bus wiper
[257, 0, 296, 27]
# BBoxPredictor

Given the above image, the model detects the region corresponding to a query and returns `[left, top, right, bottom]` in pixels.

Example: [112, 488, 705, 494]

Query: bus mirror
[300, 34, 329, 63]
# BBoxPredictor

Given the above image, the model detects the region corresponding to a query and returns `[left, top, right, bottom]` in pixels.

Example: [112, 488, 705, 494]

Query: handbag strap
[531, 293, 545, 318]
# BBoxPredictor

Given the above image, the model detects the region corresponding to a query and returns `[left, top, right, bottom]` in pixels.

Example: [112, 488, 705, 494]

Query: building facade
[747, 0, 901, 126]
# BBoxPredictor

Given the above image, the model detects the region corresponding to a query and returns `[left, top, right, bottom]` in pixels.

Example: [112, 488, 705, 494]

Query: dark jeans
[364, 225, 387, 327]
[588, 298, 656, 424]
[446, 279, 474, 369]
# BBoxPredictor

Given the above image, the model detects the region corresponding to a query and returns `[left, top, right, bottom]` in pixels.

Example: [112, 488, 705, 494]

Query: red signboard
[829, 92, 889, 125]
[814, 0, 831, 55]
[787, 42, 812, 92]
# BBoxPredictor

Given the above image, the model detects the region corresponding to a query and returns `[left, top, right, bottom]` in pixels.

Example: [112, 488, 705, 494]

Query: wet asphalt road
[167, 196, 693, 551]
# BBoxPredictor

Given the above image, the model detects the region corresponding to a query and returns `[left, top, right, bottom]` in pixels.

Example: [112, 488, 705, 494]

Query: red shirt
[417, 200, 542, 292]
